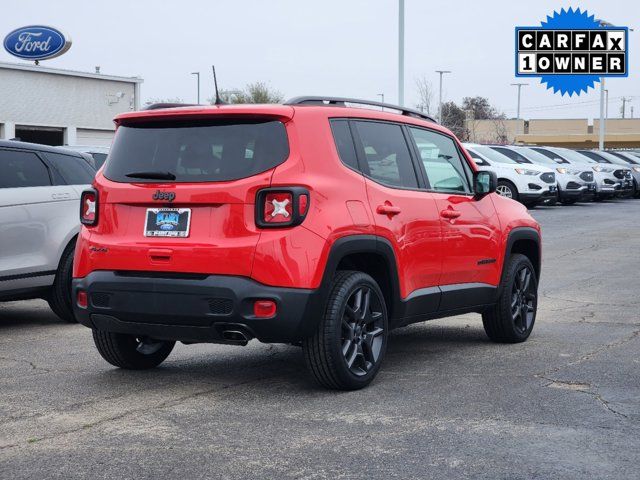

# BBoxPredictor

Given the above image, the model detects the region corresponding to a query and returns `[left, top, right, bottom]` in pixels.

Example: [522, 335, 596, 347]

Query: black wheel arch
[504, 227, 541, 282]
[299, 235, 402, 338]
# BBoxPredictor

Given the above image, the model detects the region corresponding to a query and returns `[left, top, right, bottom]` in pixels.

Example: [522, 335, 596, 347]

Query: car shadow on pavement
[87, 321, 493, 392]
[0, 300, 67, 329]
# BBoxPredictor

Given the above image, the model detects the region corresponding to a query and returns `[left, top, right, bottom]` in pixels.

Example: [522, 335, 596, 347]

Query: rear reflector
[263, 192, 293, 223]
[80, 189, 98, 226]
[77, 290, 88, 309]
[254, 300, 277, 318]
[255, 187, 310, 228]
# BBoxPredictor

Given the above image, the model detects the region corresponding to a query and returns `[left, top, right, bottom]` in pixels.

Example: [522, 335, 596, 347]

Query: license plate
[144, 208, 191, 237]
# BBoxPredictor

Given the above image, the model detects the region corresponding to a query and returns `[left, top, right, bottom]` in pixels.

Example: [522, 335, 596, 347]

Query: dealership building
[0, 61, 143, 147]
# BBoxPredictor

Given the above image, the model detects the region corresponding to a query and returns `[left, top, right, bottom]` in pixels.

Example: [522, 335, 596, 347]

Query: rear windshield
[104, 119, 289, 183]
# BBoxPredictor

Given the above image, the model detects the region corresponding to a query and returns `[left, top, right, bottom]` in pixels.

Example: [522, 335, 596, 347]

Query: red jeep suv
[73, 97, 541, 390]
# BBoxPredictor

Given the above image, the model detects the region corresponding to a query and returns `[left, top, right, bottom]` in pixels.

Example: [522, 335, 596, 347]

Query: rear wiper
[125, 171, 176, 180]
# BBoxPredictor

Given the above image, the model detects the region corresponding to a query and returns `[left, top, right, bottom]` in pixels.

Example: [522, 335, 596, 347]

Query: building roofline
[0, 61, 143, 84]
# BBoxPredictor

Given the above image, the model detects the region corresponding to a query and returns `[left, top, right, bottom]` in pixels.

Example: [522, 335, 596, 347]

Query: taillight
[80, 189, 98, 226]
[256, 187, 310, 228]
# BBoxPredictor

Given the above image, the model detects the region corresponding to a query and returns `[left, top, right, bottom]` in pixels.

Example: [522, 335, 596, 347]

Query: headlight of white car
[633, 166, 640, 173]
[556, 167, 567, 174]
[515, 168, 539, 175]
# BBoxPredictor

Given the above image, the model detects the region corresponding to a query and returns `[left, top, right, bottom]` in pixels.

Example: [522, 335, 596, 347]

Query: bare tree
[491, 118, 510, 144]
[209, 82, 284, 104]
[415, 76, 434, 115]
[440, 101, 468, 140]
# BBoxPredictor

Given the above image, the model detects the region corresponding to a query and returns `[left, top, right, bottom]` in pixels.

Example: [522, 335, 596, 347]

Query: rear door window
[46, 152, 96, 185]
[104, 119, 289, 183]
[352, 121, 418, 188]
[0, 150, 51, 188]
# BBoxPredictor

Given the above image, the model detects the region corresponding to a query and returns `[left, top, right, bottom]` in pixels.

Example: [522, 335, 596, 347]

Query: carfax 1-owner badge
[515, 7, 629, 96]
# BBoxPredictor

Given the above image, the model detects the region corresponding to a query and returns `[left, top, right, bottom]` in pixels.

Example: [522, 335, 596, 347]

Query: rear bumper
[72, 271, 319, 344]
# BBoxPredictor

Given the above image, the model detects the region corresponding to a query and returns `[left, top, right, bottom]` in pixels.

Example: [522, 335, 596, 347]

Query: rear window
[104, 119, 289, 183]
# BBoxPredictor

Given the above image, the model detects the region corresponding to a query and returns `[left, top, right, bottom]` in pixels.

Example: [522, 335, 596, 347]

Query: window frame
[0, 147, 55, 188]
[404, 125, 475, 196]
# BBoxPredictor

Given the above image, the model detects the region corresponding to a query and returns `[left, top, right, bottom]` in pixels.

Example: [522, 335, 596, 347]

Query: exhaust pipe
[221, 329, 249, 345]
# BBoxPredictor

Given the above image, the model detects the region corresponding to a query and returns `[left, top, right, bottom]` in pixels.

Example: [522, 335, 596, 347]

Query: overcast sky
[2, 0, 637, 120]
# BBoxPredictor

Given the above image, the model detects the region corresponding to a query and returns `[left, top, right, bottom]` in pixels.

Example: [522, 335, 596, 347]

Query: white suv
[0, 141, 95, 321]
[531, 147, 620, 201]
[491, 145, 597, 205]
[463, 143, 557, 207]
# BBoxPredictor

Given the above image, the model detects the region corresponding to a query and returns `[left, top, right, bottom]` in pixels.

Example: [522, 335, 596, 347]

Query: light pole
[191, 72, 200, 104]
[398, 0, 405, 106]
[436, 70, 451, 123]
[605, 89, 609, 118]
[377, 93, 385, 103]
[599, 78, 605, 149]
[510, 83, 528, 119]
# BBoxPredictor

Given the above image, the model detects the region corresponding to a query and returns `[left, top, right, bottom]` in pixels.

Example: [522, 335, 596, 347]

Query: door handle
[440, 209, 461, 219]
[376, 204, 402, 216]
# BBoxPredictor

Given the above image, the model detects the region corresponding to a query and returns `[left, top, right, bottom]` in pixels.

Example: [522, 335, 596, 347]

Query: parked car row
[462, 144, 639, 207]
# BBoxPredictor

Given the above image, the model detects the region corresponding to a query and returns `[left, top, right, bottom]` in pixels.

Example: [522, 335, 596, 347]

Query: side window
[0, 150, 51, 188]
[467, 149, 490, 166]
[330, 120, 359, 171]
[46, 153, 96, 185]
[353, 121, 418, 188]
[408, 128, 471, 193]
[492, 147, 528, 163]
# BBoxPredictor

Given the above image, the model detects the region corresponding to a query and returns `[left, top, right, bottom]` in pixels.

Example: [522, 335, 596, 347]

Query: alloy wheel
[511, 266, 536, 333]
[496, 185, 513, 198]
[341, 286, 385, 376]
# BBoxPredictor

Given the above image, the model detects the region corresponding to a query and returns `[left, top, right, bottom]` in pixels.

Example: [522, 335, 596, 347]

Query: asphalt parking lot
[1, 199, 639, 479]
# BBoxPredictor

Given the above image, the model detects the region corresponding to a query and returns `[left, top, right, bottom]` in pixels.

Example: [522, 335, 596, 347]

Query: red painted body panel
[75, 104, 540, 309]
[363, 179, 442, 298]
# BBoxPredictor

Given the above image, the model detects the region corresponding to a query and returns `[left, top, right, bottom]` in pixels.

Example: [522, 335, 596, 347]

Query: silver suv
[0, 141, 95, 321]
[531, 147, 619, 201]
[491, 146, 596, 205]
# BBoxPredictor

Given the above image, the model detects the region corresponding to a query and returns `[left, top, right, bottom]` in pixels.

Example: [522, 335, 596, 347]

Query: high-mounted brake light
[80, 189, 98, 226]
[256, 187, 310, 228]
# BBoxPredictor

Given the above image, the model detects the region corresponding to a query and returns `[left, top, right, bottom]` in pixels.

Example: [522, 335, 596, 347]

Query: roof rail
[142, 102, 199, 111]
[285, 96, 437, 123]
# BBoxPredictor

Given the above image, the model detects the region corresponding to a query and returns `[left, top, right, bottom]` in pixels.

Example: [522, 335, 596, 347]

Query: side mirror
[474, 170, 497, 197]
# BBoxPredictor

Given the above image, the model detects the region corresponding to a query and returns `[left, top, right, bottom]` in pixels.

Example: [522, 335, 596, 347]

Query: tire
[560, 199, 576, 205]
[496, 180, 519, 202]
[303, 271, 388, 390]
[92, 330, 175, 369]
[47, 240, 77, 323]
[482, 254, 537, 343]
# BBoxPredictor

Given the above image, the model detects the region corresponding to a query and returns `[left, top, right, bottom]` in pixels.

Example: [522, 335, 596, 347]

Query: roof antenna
[212, 65, 226, 105]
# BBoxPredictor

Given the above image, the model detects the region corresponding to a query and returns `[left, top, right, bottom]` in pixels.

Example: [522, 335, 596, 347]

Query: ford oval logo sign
[3, 25, 72, 61]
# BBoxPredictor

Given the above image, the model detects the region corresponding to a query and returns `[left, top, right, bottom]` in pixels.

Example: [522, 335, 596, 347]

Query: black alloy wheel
[341, 285, 385, 377]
